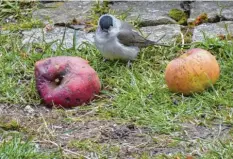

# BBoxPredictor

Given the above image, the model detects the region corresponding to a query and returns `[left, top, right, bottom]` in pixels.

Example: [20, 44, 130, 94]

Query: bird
[94, 14, 169, 61]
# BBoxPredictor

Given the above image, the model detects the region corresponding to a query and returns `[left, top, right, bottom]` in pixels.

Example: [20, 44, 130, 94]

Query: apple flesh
[35, 56, 101, 108]
[165, 48, 220, 95]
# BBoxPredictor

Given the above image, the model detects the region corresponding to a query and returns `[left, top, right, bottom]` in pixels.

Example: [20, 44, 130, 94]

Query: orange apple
[165, 48, 220, 95]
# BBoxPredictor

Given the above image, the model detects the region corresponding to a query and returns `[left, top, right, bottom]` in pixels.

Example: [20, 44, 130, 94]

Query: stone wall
[22, 1, 233, 50]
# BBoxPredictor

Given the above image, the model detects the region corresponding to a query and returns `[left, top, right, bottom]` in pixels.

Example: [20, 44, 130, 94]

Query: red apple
[165, 48, 220, 95]
[35, 56, 101, 108]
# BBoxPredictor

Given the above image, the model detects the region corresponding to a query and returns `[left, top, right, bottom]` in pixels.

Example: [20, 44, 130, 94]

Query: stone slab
[188, 1, 233, 23]
[22, 27, 94, 50]
[110, 1, 182, 26]
[140, 24, 181, 45]
[33, 1, 93, 24]
[192, 21, 233, 42]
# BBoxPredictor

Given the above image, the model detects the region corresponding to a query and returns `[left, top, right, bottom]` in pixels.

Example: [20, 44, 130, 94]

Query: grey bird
[94, 14, 168, 61]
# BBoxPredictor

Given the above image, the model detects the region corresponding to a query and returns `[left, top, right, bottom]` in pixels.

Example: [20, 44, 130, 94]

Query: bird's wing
[117, 30, 154, 48]
[120, 21, 135, 31]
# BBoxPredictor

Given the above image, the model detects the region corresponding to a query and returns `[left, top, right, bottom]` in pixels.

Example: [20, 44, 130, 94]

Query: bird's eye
[99, 15, 113, 32]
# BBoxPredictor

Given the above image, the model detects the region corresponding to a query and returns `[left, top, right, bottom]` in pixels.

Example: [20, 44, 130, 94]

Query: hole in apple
[65, 97, 71, 103]
[76, 98, 80, 103]
[52, 69, 68, 86]
[54, 76, 63, 85]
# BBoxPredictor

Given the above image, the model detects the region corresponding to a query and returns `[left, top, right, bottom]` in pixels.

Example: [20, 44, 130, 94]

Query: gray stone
[192, 21, 233, 42]
[140, 24, 181, 45]
[188, 1, 233, 23]
[33, 1, 93, 25]
[222, 6, 233, 21]
[24, 105, 34, 114]
[110, 1, 181, 26]
[22, 27, 94, 50]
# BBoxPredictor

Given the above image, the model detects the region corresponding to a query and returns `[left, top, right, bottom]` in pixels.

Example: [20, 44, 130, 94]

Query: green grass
[1, 30, 233, 157]
[3, 33, 233, 132]
[1, 0, 233, 158]
[68, 139, 120, 158]
[0, 1, 43, 31]
[0, 133, 60, 159]
[201, 139, 233, 159]
[0, 1, 35, 21]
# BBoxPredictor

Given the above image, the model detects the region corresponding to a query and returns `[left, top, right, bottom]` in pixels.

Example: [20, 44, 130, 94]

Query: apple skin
[35, 56, 101, 108]
[165, 48, 220, 95]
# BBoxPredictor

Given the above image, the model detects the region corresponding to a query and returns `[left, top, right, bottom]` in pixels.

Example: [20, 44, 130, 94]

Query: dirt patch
[0, 104, 232, 158]
[182, 123, 231, 140]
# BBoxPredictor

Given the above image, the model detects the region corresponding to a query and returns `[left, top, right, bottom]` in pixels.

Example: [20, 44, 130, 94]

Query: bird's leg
[127, 60, 132, 68]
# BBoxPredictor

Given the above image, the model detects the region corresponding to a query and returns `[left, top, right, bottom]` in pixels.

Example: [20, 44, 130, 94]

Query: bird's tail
[146, 34, 170, 47]
[146, 40, 170, 47]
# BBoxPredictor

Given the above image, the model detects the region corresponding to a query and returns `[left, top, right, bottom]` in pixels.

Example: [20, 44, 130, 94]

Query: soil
[0, 104, 232, 158]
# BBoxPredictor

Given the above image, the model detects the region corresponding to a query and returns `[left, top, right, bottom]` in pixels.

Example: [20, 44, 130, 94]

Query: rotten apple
[35, 56, 101, 108]
[165, 48, 220, 95]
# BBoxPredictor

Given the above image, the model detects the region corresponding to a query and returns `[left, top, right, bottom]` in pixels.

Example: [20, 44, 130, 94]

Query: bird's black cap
[99, 15, 113, 32]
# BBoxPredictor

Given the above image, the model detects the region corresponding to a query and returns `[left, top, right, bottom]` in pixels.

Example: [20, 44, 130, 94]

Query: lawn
[0, 1, 233, 159]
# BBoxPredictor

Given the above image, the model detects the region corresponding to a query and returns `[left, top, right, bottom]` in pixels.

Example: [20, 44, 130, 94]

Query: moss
[178, 16, 188, 25]
[168, 8, 188, 25]
[168, 9, 184, 21]
[0, 119, 20, 131]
